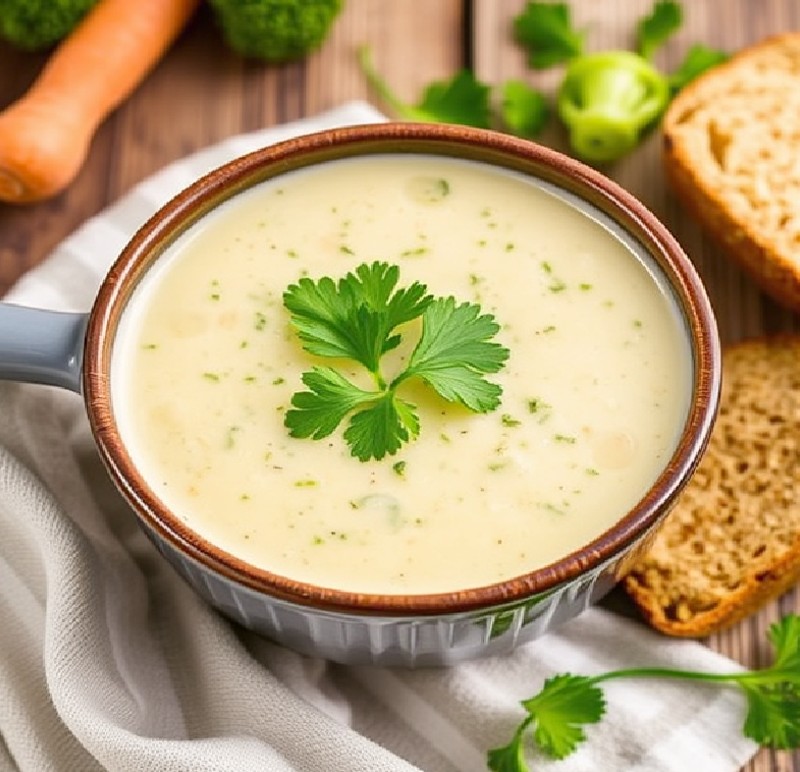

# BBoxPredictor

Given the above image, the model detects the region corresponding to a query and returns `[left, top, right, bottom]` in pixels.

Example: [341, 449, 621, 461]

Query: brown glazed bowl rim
[83, 122, 721, 616]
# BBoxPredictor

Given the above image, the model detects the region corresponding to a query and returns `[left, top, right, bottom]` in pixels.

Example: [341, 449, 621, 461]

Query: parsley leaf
[767, 613, 800, 672]
[522, 674, 605, 759]
[400, 297, 509, 412]
[739, 614, 800, 748]
[741, 684, 800, 750]
[513, 2, 585, 69]
[636, 0, 682, 59]
[344, 393, 419, 462]
[284, 262, 508, 461]
[413, 71, 493, 126]
[499, 80, 549, 138]
[487, 614, 800, 770]
[358, 45, 491, 128]
[487, 675, 604, 771]
[283, 261, 431, 372]
[668, 43, 728, 91]
[284, 367, 377, 441]
[487, 721, 532, 772]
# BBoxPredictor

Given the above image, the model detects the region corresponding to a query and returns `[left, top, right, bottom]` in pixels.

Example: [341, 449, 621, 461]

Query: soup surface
[113, 154, 691, 594]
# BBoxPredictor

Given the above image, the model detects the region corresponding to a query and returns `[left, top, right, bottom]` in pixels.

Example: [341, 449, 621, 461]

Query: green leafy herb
[520, 0, 726, 162]
[488, 614, 800, 771]
[358, 1, 727, 166]
[668, 43, 729, 91]
[489, 673, 605, 769]
[636, 0, 682, 59]
[358, 46, 491, 128]
[513, 2, 585, 68]
[499, 80, 549, 138]
[283, 262, 508, 461]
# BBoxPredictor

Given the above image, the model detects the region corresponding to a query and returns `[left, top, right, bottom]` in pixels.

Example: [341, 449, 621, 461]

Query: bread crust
[625, 539, 800, 638]
[623, 336, 800, 637]
[663, 33, 800, 312]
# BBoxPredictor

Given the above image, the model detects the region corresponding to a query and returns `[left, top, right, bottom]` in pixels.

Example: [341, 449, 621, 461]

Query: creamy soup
[113, 155, 691, 594]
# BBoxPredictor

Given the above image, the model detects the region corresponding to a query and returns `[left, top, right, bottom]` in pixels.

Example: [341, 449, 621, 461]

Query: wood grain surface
[1, 2, 799, 770]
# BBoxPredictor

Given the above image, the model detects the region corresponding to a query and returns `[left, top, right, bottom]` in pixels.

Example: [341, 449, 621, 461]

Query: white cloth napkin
[0, 101, 759, 772]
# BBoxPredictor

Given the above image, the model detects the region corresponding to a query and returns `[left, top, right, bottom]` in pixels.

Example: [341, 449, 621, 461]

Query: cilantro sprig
[283, 262, 509, 462]
[500, 80, 550, 139]
[667, 43, 729, 92]
[359, 1, 728, 162]
[488, 614, 800, 770]
[513, 2, 586, 68]
[358, 46, 491, 128]
[635, 0, 683, 60]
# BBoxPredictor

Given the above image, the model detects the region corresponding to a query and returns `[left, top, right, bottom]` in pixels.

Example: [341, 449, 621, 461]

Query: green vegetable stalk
[358, 46, 492, 128]
[488, 614, 800, 771]
[557, 51, 670, 163]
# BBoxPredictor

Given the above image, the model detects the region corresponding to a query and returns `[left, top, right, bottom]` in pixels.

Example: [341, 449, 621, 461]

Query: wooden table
[1, 2, 798, 769]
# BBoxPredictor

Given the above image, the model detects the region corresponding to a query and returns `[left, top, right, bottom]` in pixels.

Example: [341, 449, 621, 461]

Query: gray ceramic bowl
[0, 123, 720, 666]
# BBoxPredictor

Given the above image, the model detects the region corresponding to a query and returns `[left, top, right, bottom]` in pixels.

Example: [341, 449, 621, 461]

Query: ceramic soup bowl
[0, 123, 720, 666]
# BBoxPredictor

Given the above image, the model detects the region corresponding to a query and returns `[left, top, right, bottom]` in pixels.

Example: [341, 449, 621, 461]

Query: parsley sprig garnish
[283, 262, 509, 462]
[488, 614, 800, 770]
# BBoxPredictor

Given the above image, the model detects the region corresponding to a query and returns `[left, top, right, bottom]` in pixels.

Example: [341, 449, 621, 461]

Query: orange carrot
[0, 0, 200, 204]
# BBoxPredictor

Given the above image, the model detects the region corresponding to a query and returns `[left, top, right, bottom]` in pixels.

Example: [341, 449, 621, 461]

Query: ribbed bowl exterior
[146, 521, 619, 667]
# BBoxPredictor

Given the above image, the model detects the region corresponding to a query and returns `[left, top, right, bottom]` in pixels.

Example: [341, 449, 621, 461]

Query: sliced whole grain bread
[623, 337, 800, 637]
[663, 33, 800, 312]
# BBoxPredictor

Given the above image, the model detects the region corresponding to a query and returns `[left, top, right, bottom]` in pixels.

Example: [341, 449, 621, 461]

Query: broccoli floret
[0, 0, 98, 51]
[208, 0, 343, 62]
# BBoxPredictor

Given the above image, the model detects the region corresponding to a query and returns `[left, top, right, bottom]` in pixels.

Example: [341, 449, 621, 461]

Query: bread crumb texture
[663, 34, 800, 311]
[624, 338, 800, 636]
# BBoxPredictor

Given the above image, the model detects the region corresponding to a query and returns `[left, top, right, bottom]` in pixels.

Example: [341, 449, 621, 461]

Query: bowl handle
[0, 302, 87, 393]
